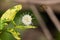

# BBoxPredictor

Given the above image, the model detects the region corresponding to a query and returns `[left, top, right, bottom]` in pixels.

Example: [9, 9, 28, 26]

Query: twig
[14, 0, 60, 5]
[43, 5, 60, 31]
[30, 5, 53, 40]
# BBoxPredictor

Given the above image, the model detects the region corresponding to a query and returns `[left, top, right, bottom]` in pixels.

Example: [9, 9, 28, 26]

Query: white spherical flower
[22, 15, 32, 26]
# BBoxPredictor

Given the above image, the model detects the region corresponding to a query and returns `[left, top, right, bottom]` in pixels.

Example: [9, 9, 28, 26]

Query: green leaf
[6, 21, 15, 29]
[15, 25, 36, 30]
[0, 19, 7, 30]
[0, 31, 16, 40]
[1, 5, 22, 21]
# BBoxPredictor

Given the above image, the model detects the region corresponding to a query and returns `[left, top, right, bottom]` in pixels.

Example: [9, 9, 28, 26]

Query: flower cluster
[22, 15, 32, 26]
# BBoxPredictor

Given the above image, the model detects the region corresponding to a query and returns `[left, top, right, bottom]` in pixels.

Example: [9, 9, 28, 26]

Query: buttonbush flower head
[22, 15, 32, 26]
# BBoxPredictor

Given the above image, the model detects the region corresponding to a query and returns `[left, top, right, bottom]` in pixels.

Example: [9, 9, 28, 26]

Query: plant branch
[30, 5, 54, 40]
[43, 5, 60, 31]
